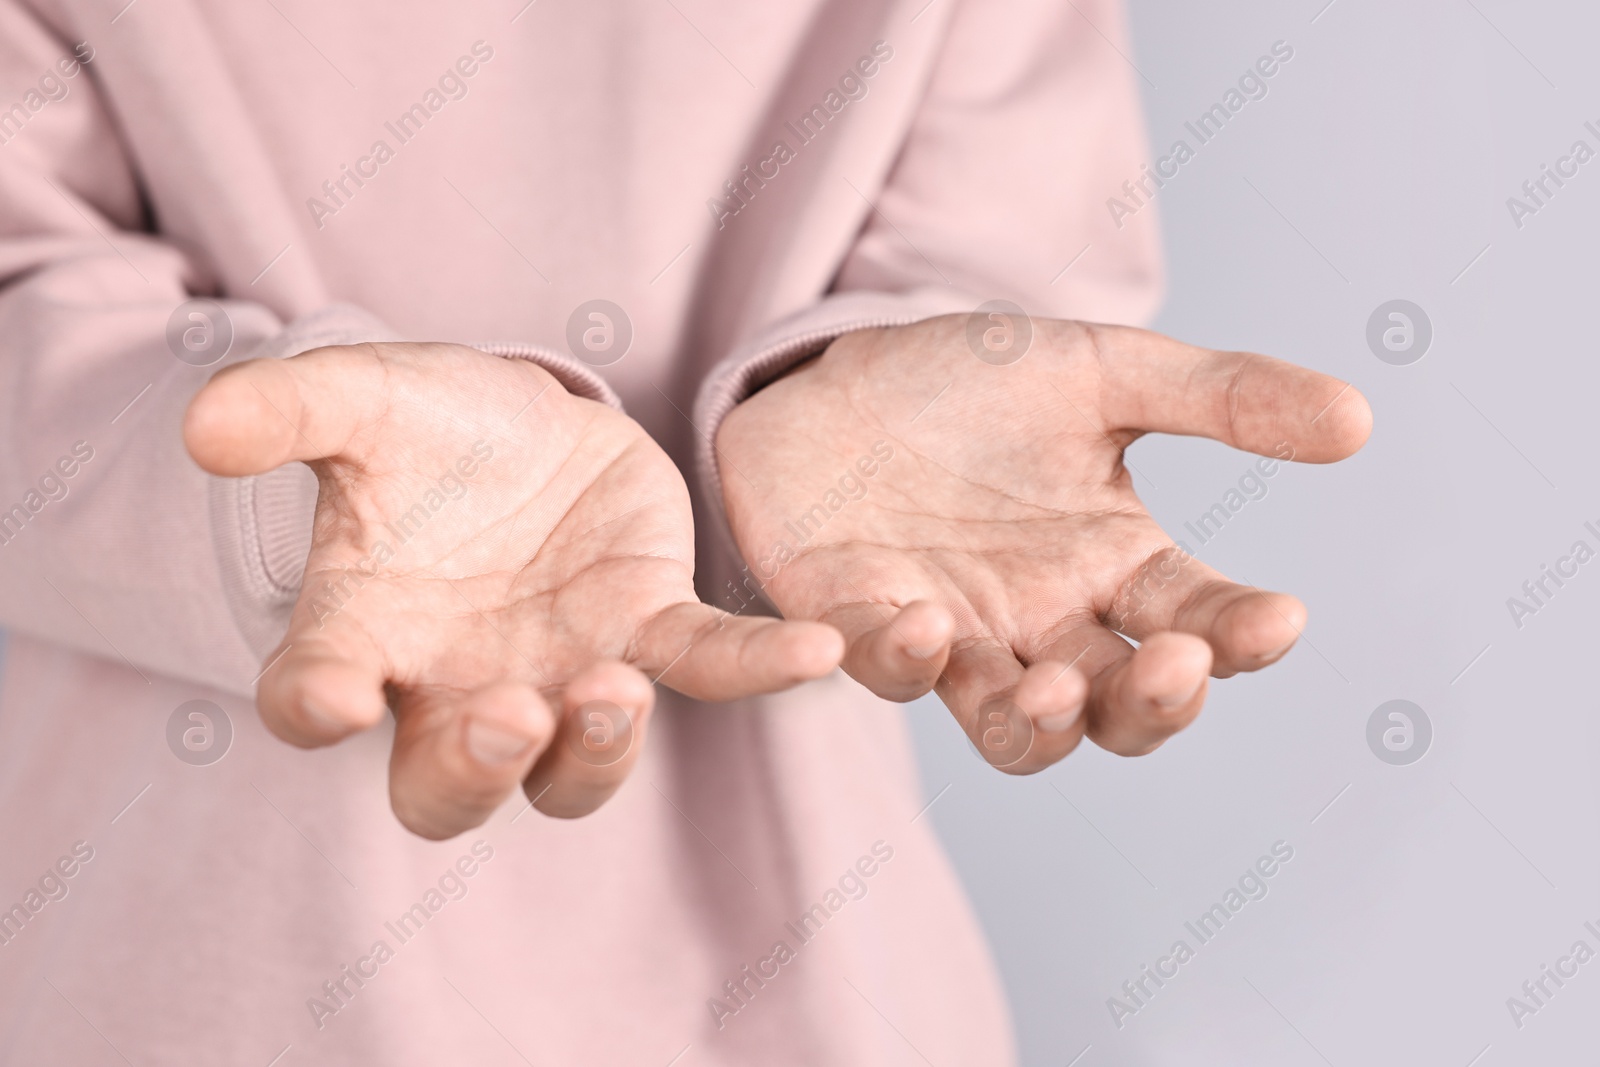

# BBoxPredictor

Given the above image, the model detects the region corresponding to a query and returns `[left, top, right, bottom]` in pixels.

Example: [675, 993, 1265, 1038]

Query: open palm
[187, 342, 839, 837]
[717, 315, 1371, 773]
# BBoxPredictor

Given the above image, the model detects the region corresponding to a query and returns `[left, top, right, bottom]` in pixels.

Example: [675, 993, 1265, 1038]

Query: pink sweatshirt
[0, 0, 1160, 1062]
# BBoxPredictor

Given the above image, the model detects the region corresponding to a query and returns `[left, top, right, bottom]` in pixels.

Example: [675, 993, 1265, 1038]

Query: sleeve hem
[467, 341, 622, 409]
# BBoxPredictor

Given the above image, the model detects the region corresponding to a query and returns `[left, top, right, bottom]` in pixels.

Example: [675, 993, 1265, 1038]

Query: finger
[255, 614, 390, 749]
[990, 661, 1091, 774]
[1080, 630, 1213, 757]
[935, 642, 1089, 775]
[825, 599, 954, 702]
[1086, 324, 1372, 462]
[388, 681, 556, 840]
[1109, 546, 1307, 677]
[522, 661, 656, 819]
[634, 602, 843, 701]
[183, 344, 389, 476]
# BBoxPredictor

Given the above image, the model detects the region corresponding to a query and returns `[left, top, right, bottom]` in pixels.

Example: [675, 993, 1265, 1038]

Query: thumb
[184, 344, 388, 476]
[1089, 324, 1373, 463]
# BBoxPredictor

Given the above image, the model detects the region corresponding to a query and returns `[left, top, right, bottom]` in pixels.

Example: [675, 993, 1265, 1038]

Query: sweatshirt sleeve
[0, 8, 617, 696]
[693, 0, 1164, 552]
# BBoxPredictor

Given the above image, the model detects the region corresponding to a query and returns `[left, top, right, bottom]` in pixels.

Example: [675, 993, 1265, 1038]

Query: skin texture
[717, 315, 1373, 774]
[183, 342, 843, 839]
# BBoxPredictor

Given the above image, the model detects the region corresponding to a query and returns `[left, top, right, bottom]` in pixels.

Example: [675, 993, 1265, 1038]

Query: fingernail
[466, 720, 537, 765]
[1035, 709, 1080, 734]
[1258, 640, 1295, 662]
[1153, 680, 1204, 709]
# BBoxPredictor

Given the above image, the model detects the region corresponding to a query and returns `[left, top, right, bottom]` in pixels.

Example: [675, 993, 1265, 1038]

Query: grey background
[903, 1, 1598, 1064]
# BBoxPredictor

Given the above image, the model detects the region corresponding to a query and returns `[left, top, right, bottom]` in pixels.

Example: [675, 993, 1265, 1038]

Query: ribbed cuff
[467, 341, 622, 409]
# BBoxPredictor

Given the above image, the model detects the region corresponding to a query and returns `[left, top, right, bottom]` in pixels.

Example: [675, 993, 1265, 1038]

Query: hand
[716, 315, 1371, 773]
[185, 342, 841, 838]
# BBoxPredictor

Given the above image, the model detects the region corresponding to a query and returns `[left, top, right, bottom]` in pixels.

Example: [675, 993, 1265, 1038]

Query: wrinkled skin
[718, 315, 1372, 773]
[185, 342, 842, 838]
